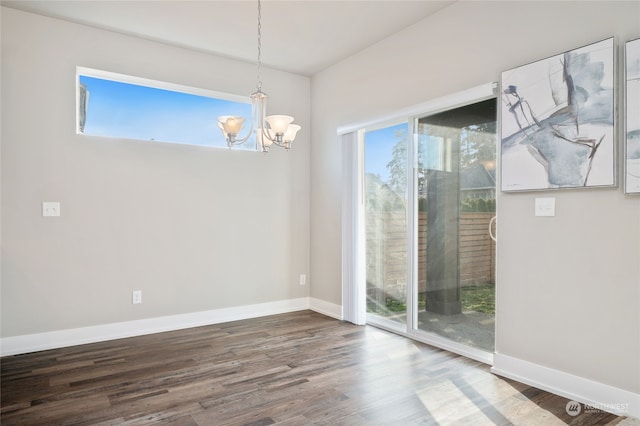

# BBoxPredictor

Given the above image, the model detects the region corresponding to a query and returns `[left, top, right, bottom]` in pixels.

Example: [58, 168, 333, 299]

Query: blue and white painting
[501, 38, 615, 191]
[626, 38, 640, 194]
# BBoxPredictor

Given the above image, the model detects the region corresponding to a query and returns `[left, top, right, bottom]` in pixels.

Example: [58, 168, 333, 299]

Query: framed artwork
[625, 38, 640, 194]
[500, 38, 615, 191]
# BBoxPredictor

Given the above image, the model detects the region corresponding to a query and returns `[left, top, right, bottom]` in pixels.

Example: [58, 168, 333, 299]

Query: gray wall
[310, 1, 639, 394]
[1, 8, 310, 336]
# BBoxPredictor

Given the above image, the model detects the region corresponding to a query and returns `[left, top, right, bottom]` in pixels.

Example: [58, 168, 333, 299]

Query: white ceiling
[1, 0, 455, 76]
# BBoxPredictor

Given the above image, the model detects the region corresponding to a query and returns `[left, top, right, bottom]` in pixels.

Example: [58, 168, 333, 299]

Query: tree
[460, 122, 497, 169]
[385, 128, 408, 196]
[385, 121, 496, 209]
[365, 173, 405, 212]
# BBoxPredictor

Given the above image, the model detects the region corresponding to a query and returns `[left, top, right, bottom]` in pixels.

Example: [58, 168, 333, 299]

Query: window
[76, 67, 256, 150]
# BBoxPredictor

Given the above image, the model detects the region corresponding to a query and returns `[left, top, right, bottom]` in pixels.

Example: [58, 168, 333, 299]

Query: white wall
[1, 8, 310, 337]
[311, 0, 639, 399]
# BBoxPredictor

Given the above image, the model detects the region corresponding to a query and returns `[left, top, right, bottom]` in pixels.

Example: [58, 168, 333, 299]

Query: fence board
[367, 211, 495, 299]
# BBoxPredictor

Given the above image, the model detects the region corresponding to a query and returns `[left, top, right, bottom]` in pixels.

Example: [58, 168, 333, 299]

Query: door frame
[339, 82, 498, 365]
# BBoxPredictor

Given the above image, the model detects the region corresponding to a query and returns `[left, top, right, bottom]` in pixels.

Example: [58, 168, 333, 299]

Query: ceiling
[1, 0, 455, 76]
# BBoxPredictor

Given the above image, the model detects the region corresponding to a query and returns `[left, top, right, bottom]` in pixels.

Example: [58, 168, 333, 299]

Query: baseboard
[1, 298, 314, 357]
[308, 297, 343, 320]
[492, 353, 640, 420]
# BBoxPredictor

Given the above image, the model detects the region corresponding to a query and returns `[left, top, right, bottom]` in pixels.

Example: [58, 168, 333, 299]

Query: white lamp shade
[265, 115, 294, 134]
[218, 116, 245, 134]
[283, 124, 301, 142]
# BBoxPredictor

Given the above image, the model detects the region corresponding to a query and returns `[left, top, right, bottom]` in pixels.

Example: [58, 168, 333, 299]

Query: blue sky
[79, 75, 255, 149]
[365, 123, 407, 181]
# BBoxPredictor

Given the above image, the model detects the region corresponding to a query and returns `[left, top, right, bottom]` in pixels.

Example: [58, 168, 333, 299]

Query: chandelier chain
[256, 0, 263, 92]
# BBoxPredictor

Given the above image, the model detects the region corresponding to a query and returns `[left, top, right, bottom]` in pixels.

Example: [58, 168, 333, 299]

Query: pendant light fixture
[217, 0, 300, 152]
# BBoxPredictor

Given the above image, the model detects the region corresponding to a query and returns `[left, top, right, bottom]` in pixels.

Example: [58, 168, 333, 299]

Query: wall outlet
[132, 290, 142, 304]
[299, 274, 306, 286]
[42, 202, 60, 217]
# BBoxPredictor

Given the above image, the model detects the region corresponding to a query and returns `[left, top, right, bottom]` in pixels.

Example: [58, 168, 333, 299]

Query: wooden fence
[367, 211, 496, 300]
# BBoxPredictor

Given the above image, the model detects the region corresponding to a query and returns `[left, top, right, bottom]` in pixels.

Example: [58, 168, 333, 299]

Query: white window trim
[76, 67, 250, 104]
[75, 67, 254, 149]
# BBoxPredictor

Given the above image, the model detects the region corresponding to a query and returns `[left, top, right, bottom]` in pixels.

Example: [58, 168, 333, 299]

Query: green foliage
[460, 283, 495, 315]
[460, 198, 496, 212]
[385, 298, 406, 312]
[419, 197, 496, 212]
[368, 284, 495, 316]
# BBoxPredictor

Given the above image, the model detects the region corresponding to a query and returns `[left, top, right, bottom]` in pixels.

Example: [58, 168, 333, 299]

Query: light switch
[535, 197, 555, 217]
[42, 202, 60, 217]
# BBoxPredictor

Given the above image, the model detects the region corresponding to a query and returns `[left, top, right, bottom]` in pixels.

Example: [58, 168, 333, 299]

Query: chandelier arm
[260, 126, 278, 143]
[226, 122, 255, 146]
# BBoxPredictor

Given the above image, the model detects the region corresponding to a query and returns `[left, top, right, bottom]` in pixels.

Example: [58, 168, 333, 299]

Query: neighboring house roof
[460, 163, 496, 191]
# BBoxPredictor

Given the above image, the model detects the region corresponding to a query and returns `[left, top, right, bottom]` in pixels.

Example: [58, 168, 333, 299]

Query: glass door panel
[364, 123, 408, 326]
[415, 98, 497, 352]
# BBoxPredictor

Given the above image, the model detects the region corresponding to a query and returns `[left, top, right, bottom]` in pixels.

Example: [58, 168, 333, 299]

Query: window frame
[76, 66, 255, 150]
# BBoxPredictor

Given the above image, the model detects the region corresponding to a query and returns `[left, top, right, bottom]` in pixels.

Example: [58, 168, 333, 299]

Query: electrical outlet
[299, 274, 306, 286]
[42, 202, 60, 217]
[132, 290, 142, 304]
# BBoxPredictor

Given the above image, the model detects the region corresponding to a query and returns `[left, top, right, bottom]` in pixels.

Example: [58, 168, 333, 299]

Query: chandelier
[217, 0, 300, 152]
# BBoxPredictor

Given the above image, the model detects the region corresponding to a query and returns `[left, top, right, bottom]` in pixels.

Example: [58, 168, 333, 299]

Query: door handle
[489, 216, 497, 242]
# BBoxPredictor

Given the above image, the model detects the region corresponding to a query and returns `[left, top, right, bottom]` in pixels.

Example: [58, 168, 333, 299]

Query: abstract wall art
[500, 38, 615, 191]
[625, 38, 640, 194]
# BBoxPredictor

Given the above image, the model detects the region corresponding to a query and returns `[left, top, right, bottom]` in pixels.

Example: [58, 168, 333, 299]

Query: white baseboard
[309, 297, 343, 320]
[492, 353, 640, 420]
[1, 297, 320, 357]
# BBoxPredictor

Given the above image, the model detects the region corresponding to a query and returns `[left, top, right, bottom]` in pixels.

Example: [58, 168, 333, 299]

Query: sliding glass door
[415, 98, 497, 353]
[346, 84, 498, 361]
[364, 122, 408, 327]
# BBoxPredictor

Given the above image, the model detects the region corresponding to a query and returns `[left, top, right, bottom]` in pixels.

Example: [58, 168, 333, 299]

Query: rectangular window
[76, 67, 256, 150]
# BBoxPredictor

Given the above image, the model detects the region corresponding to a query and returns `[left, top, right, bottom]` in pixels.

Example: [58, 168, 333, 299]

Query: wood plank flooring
[0, 311, 634, 425]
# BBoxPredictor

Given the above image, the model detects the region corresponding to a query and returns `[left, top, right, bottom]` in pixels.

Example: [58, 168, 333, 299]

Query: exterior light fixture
[217, 0, 300, 152]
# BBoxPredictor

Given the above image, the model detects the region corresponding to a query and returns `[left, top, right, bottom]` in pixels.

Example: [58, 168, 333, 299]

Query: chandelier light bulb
[284, 124, 301, 142]
[218, 116, 245, 135]
[265, 115, 294, 135]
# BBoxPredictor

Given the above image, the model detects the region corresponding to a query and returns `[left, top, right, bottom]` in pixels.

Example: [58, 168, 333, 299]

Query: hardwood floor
[0, 311, 633, 425]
